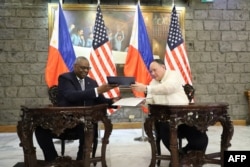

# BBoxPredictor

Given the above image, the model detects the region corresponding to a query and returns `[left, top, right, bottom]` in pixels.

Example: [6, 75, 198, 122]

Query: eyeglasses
[76, 64, 91, 71]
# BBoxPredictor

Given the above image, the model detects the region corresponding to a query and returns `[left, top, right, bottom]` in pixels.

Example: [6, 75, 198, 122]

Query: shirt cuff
[94, 88, 99, 97]
[146, 86, 150, 94]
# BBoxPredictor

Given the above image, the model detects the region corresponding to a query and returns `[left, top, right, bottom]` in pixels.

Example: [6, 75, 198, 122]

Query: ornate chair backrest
[183, 84, 195, 103]
[48, 85, 58, 106]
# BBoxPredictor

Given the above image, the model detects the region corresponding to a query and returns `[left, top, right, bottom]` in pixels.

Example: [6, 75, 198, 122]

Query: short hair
[74, 56, 88, 64]
[152, 59, 165, 66]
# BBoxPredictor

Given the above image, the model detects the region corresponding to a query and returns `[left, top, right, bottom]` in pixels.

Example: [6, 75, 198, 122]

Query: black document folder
[107, 76, 135, 87]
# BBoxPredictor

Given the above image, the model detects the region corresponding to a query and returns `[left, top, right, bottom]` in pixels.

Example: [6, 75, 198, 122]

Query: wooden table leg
[245, 90, 250, 125]
[169, 118, 179, 167]
[83, 120, 93, 167]
[17, 120, 38, 167]
[101, 116, 113, 167]
[144, 117, 156, 167]
[219, 113, 234, 167]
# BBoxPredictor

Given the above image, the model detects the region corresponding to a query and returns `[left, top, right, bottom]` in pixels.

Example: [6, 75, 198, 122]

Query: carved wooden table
[17, 104, 112, 167]
[144, 103, 234, 167]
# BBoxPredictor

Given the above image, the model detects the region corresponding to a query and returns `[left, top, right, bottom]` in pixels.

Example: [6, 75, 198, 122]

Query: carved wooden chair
[48, 85, 98, 165]
[155, 83, 195, 166]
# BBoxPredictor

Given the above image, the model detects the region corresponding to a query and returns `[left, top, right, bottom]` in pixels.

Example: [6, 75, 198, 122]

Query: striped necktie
[79, 79, 85, 90]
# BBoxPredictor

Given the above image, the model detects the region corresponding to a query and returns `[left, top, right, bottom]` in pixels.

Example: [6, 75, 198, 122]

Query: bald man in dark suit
[35, 56, 119, 162]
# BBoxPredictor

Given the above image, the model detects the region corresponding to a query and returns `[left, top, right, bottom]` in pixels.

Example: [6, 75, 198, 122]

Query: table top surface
[148, 102, 229, 115]
[149, 102, 229, 108]
[21, 104, 107, 110]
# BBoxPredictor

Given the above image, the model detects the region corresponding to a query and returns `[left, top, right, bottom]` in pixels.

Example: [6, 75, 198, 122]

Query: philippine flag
[124, 3, 153, 97]
[45, 3, 76, 88]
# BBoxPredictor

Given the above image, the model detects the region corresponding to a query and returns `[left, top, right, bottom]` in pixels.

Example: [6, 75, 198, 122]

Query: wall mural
[48, 3, 185, 75]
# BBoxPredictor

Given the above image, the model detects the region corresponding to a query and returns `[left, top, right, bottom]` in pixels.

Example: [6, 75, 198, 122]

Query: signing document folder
[107, 76, 135, 87]
[112, 97, 145, 107]
[107, 76, 145, 106]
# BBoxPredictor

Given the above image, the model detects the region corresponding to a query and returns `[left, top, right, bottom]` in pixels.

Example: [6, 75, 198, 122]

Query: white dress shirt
[146, 70, 189, 105]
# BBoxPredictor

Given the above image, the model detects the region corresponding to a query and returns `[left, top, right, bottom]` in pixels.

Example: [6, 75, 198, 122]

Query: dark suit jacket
[57, 71, 113, 107]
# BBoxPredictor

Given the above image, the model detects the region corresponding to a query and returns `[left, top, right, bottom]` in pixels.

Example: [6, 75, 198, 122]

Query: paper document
[112, 97, 145, 106]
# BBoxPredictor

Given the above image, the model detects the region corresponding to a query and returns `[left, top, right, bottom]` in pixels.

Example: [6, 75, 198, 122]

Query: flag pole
[97, 0, 102, 142]
[134, 110, 148, 142]
[132, 0, 148, 143]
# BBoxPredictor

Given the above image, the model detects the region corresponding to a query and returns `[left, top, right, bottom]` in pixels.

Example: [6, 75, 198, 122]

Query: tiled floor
[0, 126, 250, 167]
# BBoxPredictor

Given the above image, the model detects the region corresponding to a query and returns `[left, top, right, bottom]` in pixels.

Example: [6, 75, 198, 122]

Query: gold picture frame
[48, 3, 185, 75]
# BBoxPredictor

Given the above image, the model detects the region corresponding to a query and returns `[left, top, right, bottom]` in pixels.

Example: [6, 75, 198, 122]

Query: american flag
[165, 6, 192, 85]
[88, 5, 120, 114]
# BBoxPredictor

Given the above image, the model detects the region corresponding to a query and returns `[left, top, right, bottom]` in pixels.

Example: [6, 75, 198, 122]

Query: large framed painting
[48, 3, 185, 75]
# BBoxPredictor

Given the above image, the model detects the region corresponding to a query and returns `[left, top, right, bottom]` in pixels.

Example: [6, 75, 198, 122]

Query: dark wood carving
[17, 104, 112, 167]
[144, 102, 234, 167]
